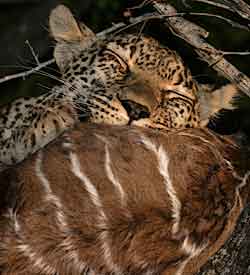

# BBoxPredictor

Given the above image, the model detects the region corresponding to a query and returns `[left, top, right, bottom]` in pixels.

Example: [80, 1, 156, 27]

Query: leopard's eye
[160, 89, 194, 103]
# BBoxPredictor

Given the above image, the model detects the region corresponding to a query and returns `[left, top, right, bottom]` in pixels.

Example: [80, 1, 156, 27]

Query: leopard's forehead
[62, 34, 157, 77]
[62, 33, 196, 91]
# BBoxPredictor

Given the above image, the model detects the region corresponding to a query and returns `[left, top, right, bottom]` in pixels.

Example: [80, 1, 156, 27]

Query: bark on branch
[198, 205, 250, 275]
[192, 0, 250, 21]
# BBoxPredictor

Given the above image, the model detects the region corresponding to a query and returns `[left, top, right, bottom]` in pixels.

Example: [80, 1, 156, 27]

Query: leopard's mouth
[118, 78, 156, 124]
[120, 99, 150, 124]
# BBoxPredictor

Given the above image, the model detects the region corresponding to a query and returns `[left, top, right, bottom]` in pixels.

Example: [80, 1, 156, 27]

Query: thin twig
[117, 10, 249, 39]
[96, 22, 126, 38]
[184, 12, 250, 31]
[128, 12, 250, 31]
[221, 51, 250, 56]
[136, 19, 148, 41]
[25, 40, 40, 65]
[0, 59, 55, 84]
[190, 0, 250, 21]
[110, 12, 156, 38]
[127, 0, 153, 11]
[189, 0, 238, 11]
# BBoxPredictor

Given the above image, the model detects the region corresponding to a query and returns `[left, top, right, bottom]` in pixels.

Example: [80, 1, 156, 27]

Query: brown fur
[0, 124, 249, 275]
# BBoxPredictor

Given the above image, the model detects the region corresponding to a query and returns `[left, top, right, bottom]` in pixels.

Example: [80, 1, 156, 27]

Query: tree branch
[191, 0, 250, 21]
[127, 12, 250, 32]
[198, 205, 250, 275]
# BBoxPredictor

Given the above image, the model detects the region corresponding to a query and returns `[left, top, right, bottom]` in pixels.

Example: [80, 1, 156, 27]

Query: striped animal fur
[0, 124, 249, 275]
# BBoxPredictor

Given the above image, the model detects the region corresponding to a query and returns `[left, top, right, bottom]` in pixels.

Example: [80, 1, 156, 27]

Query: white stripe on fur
[140, 135, 181, 234]
[176, 237, 205, 275]
[36, 152, 68, 228]
[69, 151, 122, 274]
[36, 152, 85, 273]
[104, 144, 126, 203]
[70, 152, 104, 211]
[95, 134, 127, 205]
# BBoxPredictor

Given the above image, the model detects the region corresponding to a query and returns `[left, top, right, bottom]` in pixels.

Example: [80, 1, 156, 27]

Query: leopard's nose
[119, 83, 158, 112]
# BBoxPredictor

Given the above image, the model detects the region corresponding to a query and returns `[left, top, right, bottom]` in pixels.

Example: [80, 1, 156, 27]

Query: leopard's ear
[198, 83, 238, 126]
[49, 5, 96, 72]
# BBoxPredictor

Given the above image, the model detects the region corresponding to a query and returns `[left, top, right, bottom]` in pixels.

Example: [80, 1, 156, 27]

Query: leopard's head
[49, 5, 200, 130]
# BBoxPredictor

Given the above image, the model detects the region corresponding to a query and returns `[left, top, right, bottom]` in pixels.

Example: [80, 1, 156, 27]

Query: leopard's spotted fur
[0, 5, 211, 169]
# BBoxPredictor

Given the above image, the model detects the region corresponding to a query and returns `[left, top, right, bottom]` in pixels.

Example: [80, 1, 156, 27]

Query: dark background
[0, 0, 250, 135]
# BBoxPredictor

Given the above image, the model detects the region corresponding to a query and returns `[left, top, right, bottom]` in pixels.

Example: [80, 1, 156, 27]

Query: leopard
[0, 5, 236, 170]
